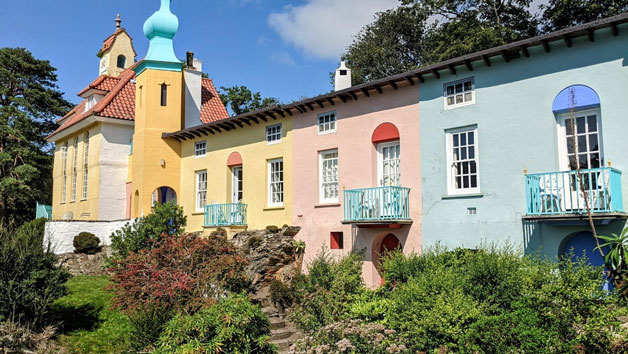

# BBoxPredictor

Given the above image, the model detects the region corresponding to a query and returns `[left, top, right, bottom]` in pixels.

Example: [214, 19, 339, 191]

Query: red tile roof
[50, 69, 229, 139]
[100, 28, 137, 57]
[200, 78, 229, 123]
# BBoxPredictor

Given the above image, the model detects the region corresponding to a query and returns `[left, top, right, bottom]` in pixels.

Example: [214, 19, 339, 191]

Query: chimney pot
[186, 51, 194, 68]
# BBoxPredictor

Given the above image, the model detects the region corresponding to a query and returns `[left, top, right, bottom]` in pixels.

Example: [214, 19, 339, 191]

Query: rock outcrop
[55, 246, 111, 276]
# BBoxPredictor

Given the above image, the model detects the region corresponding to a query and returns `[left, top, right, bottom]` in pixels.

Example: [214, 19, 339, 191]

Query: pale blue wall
[419, 26, 628, 259]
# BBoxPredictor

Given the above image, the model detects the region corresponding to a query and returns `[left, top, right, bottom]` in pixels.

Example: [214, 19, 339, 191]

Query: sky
[0, 0, 549, 107]
[0, 0, 399, 105]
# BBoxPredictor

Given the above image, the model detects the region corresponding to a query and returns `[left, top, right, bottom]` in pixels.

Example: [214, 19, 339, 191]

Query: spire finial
[116, 14, 122, 29]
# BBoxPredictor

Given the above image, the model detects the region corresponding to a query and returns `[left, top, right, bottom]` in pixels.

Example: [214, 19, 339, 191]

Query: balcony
[342, 186, 411, 226]
[524, 167, 625, 221]
[204, 203, 247, 227]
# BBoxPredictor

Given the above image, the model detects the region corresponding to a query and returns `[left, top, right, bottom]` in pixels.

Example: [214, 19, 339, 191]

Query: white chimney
[184, 53, 203, 128]
[334, 60, 351, 91]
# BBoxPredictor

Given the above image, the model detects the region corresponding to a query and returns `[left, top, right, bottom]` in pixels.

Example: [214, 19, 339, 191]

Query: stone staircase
[262, 306, 303, 353]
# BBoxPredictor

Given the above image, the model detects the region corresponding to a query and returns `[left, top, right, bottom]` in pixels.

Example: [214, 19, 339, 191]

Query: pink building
[292, 66, 421, 286]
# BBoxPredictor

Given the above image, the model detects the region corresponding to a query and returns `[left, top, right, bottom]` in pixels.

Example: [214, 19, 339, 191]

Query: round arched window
[117, 55, 126, 69]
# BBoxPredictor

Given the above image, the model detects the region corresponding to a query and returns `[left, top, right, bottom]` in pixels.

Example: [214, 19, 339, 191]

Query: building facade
[48, 2, 628, 286]
[418, 19, 628, 265]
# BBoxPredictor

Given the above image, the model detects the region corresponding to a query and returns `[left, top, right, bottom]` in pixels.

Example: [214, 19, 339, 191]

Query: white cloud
[271, 51, 296, 66]
[268, 0, 398, 60]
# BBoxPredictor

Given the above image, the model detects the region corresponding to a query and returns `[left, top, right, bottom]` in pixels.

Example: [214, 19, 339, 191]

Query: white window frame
[268, 158, 284, 207]
[195, 170, 207, 212]
[71, 137, 79, 202]
[556, 108, 604, 171]
[82, 132, 89, 200]
[377, 141, 401, 187]
[232, 166, 243, 203]
[266, 123, 282, 145]
[319, 149, 339, 203]
[444, 77, 475, 110]
[194, 140, 207, 158]
[446, 126, 480, 195]
[61, 142, 68, 204]
[317, 111, 337, 135]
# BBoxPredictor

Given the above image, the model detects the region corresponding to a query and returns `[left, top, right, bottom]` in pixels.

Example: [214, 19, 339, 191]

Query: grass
[51, 275, 132, 353]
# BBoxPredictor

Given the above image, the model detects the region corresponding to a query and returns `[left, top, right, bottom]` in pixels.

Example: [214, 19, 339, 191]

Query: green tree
[218, 85, 279, 116]
[0, 48, 71, 226]
[342, 6, 430, 86]
[540, 0, 628, 32]
[342, 1, 538, 84]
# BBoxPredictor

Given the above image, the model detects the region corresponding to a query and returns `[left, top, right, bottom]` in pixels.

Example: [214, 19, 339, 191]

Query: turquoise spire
[135, 0, 182, 74]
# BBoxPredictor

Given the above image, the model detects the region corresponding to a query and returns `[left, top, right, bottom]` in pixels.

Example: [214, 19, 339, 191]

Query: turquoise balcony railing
[35, 202, 52, 219]
[343, 186, 411, 223]
[525, 168, 624, 216]
[204, 203, 247, 227]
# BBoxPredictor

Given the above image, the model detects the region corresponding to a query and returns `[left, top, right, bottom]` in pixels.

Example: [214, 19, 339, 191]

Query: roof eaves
[163, 12, 628, 140]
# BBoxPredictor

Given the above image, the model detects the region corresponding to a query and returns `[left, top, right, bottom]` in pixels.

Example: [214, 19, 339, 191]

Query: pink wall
[292, 82, 421, 287]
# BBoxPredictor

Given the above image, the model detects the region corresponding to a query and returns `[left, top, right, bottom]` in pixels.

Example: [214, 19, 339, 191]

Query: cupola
[141, 0, 181, 66]
[97, 14, 137, 77]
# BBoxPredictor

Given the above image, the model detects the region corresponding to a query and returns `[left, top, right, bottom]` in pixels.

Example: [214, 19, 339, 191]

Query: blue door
[562, 231, 612, 290]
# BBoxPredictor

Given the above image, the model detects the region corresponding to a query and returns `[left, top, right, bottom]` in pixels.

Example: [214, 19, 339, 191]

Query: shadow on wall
[522, 219, 626, 260]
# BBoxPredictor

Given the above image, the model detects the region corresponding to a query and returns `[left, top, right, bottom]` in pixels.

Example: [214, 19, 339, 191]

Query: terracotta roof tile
[50, 70, 229, 139]
[100, 28, 137, 57]
[200, 78, 229, 123]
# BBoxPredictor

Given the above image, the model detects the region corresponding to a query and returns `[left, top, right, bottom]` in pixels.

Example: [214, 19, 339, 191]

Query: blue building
[415, 14, 628, 264]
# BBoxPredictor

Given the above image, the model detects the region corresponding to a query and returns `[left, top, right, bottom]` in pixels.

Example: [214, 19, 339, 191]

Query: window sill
[315, 202, 340, 208]
[194, 155, 206, 159]
[266, 140, 282, 146]
[192, 211, 204, 215]
[442, 193, 484, 200]
[317, 130, 337, 136]
[264, 206, 284, 211]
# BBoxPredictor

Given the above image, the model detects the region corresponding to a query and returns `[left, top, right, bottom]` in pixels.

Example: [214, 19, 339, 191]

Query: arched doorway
[374, 233, 401, 285]
[152, 186, 177, 206]
[561, 231, 607, 267]
[380, 233, 401, 254]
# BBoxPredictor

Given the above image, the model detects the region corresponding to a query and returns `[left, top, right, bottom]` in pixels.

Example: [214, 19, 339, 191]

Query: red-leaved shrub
[108, 233, 249, 315]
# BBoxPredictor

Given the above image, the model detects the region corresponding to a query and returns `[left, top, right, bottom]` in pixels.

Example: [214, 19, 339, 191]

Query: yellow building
[175, 115, 293, 234]
[47, 16, 136, 221]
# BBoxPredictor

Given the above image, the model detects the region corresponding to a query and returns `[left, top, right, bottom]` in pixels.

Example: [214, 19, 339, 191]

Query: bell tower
[131, 0, 184, 217]
[98, 14, 137, 77]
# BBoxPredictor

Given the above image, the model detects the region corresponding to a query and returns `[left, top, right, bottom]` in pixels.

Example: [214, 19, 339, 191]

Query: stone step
[273, 337, 294, 352]
[262, 306, 278, 316]
[271, 328, 295, 341]
[270, 317, 286, 329]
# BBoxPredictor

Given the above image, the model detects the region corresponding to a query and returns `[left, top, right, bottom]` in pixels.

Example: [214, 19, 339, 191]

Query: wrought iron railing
[343, 186, 410, 222]
[204, 203, 247, 227]
[525, 167, 623, 216]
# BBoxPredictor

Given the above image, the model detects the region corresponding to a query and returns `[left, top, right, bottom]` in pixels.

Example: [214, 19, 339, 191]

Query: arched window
[117, 55, 126, 68]
[552, 85, 603, 171]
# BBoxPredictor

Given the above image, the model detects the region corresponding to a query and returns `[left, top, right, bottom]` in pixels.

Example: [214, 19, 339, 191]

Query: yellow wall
[130, 68, 183, 217]
[51, 124, 102, 220]
[180, 118, 293, 232]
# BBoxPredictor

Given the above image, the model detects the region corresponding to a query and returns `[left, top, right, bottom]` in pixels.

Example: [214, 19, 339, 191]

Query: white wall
[45, 219, 133, 254]
[184, 68, 202, 129]
[98, 123, 133, 220]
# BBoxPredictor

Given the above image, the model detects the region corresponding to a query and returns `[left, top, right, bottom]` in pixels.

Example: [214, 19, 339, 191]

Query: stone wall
[44, 219, 132, 254]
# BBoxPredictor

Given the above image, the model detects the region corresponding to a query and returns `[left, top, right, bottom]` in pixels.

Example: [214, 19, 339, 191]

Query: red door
[379, 234, 400, 285]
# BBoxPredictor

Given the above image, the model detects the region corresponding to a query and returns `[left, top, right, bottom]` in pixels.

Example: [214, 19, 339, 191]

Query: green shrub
[291, 319, 406, 354]
[73, 232, 100, 254]
[110, 202, 186, 259]
[288, 249, 365, 333]
[269, 279, 296, 312]
[0, 221, 70, 327]
[128, 306, 173, 352]
[156, 294, 275, 353]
